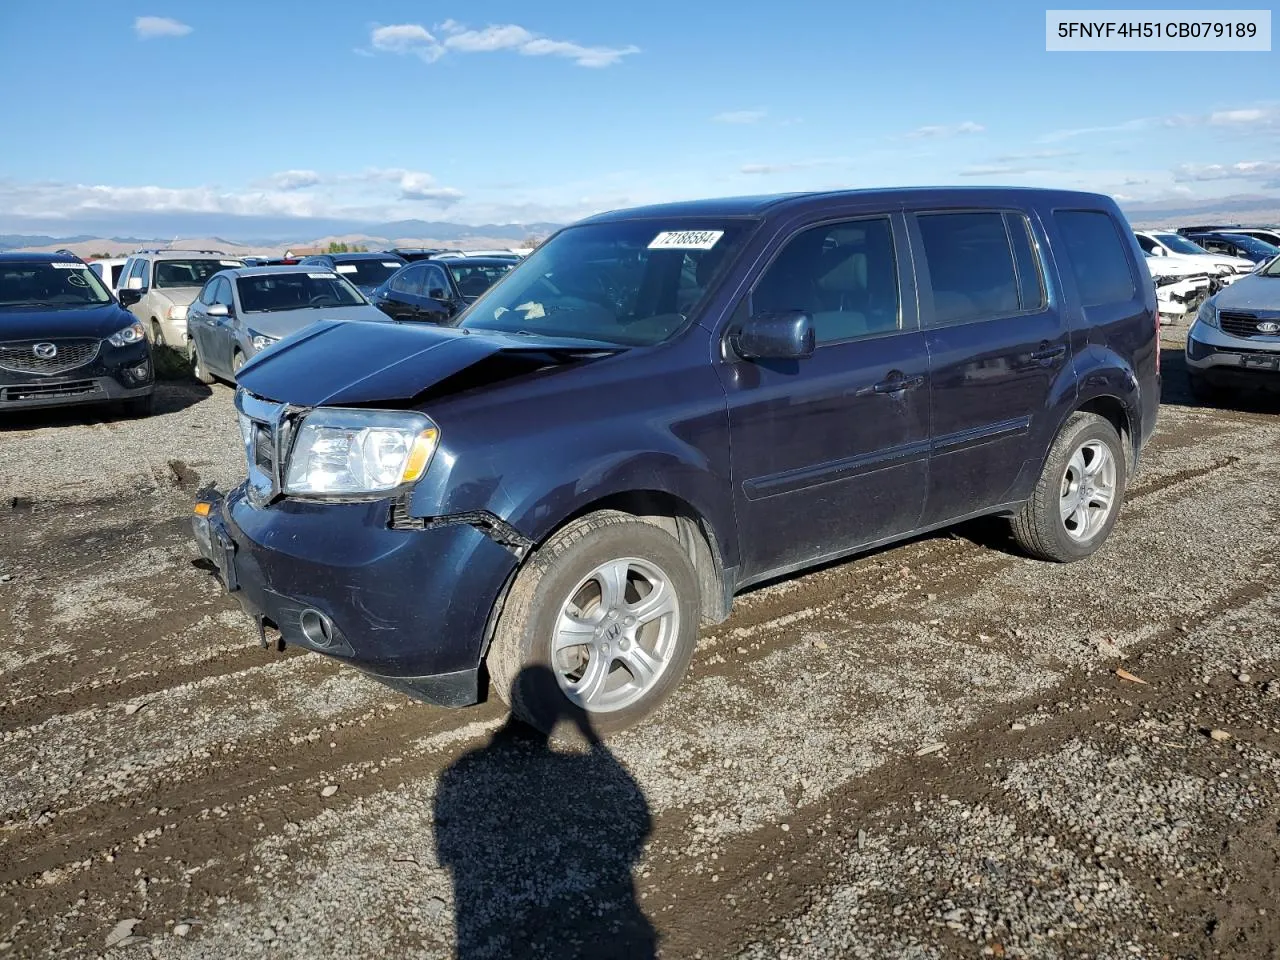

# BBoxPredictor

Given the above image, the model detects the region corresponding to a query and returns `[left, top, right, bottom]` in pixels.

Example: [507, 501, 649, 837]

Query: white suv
[116, 249, 245, 347]
[1134, 231, 1254, 285]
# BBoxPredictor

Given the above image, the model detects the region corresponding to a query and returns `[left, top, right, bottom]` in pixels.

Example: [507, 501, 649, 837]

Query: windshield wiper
[1, 300, 64, 307]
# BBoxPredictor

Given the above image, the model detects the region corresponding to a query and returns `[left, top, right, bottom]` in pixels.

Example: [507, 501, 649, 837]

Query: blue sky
[0, 0, 1276, 235]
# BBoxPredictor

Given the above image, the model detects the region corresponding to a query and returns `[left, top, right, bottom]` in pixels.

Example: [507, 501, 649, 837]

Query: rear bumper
[192, 485, 521, 707]
[0, 342, 154, 410]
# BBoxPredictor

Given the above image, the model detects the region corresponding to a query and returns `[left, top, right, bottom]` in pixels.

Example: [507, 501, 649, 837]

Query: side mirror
[1151, 247, 1166, 256]
[731, 311, 816, 360]
[118, 288, 143, 307]
[126, 276, 145, 290]
[207, 304, 230, 318]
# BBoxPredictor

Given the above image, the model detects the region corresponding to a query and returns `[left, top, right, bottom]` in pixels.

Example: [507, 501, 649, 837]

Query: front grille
[0, 339, 101, 376]
[0, 379, 100, 402]
[1220, 311, 1279, 339]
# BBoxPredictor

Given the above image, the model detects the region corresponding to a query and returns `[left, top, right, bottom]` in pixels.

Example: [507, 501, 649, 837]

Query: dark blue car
[194, 187, 1159, 734]
[295, 252, 407, 297]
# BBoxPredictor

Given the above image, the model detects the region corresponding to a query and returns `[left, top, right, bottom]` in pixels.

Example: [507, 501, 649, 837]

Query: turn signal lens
[193, 502, 212, 517]
[400, 427, 441, 483]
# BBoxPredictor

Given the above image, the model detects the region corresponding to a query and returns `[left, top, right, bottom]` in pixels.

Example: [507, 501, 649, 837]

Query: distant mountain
[1121, 194, 1280, 228]
[0, 233, 98, 251]
[365, 219, 561, 242]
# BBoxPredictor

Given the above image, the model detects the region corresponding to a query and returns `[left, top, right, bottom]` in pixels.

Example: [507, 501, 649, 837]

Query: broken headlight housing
[283, 408, 440, 496]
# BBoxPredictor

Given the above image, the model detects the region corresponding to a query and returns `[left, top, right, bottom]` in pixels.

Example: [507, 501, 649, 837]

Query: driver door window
[391, 265, 425, 297]
[421, 264, 451, 300]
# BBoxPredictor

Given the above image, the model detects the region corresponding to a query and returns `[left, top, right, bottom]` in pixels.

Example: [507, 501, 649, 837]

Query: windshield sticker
[307, 272, 337, 279]
[67, 274, 89, 287]
[335, 265, 358, 273]
[220, 260, 241, 266]
[50, 262, 84, 269]
[381, 262, 401, 268]
[648, 230, 724, 251]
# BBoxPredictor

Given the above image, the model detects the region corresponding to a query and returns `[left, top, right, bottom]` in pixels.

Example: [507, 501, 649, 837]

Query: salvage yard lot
[1, 337, 1278, 959]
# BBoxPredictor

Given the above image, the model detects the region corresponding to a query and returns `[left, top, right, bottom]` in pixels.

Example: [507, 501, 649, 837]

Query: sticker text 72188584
[648, 230, 724, 251]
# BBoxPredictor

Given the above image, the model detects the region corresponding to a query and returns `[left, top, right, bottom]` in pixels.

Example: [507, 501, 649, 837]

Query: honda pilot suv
[117, 249, 246, 347]
[194, 188, 1159, 734]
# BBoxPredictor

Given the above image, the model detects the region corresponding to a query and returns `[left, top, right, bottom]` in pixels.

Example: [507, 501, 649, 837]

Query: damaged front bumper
[192, 484, 522, 707]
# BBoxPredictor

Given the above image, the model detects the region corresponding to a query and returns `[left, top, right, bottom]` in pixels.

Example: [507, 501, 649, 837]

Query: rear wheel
[488, 511, 701, 736]
[189, 339, 215, 384]
[1010, 412, 1127, 562]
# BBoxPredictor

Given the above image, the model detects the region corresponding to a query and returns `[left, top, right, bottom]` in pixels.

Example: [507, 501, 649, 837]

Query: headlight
[166, 304, 188, 321]
[1197, 298, 1219, 329]
[251, 333, 280, 352]
[107, 321, 146, 347]
[283, 408, 440, 495]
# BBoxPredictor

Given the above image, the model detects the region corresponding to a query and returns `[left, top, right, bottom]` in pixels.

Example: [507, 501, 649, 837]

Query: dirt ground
[1, 329, 1278, 959]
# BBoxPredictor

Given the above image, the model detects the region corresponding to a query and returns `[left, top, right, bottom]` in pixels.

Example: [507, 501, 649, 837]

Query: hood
[1165, 252, 1253, 270]
[152, 287, 202, 307]
[236, 319, 620, 407]
[243, 304, 387, 339]
[0, 302, 137, 341]
[1144, 258, 1206, 279]
[1214, 273, 1280, 313]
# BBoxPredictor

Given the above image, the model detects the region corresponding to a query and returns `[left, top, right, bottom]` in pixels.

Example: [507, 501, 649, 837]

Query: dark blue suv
[194, 188, 1159, 733]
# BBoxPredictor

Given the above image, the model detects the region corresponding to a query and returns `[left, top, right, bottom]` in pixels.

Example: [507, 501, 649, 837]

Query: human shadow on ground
[433, 665, 656, 960]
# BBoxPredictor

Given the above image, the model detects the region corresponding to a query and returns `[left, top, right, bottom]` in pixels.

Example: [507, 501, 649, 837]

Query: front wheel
[488, 511, 701, 736]
[189, 339, 215, 384]
[1010, 412, 1127, 562]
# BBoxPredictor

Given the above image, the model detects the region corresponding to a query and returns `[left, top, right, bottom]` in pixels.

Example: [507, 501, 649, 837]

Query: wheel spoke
[553, 611, 597, 652]
[595, 560, 631, 611]
[1086, 487, 1113, 513]
[619, 644, 661, 689]
[1060, 492, 1079, 523]
[627, 580, 676, 625]
[571, 649, 613, 703]
[1064, 503, 1086, 533]
[1067, 449, 1087, 483]
[1083, 444, 1111, 478]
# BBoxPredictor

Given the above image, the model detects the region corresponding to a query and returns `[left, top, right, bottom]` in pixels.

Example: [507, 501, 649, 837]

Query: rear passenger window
[1053, 210, 1135, 306]
[752, 217, 900, 345]
[916, 212, 1020, 326]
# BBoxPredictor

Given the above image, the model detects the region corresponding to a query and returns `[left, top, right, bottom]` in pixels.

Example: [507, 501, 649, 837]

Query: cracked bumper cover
[193, 484, 523, 707]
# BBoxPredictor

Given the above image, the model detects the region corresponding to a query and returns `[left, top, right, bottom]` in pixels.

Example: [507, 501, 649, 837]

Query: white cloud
[902, 121, 985, 140]
[713, 110, 766, 124]
[993, 149, 1077, 162]
[1173, 160, 1280, 182]
[367, 21, 639, 67]
[266, 170, 323, 191]
[1040, 105, 1279, 143]
[134, 16, 192, 40]
[369, 24, 444, 60]
[355, 168, 464, 206]
[1210, 108, 1267, 124]
[957, 165, 1054, 177]
[739, 157, 848, 175]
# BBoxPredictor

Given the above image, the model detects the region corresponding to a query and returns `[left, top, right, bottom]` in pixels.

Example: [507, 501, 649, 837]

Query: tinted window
[154, 259, 239, 288]
[1005, 213, 1046, 311]
[332, 258, 404, 287]
[422, 264, 452, 299]
[237, 272, 364, 312]
[109, 264, 125, 287]
[391, 265, 425, 296]
[449, 261, 514, 298]
[457, 220, 750, 347]
[0, 260, 114, 307]
[196, 278, 216, 305]
[1134, 234, 1156, 253]
[1054, 210, 1136, 307]
[917, 211, 1019, 326]
[752, 217, 900, 344]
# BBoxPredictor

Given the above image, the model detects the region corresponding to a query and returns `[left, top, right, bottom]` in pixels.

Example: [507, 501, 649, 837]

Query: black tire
[120, 393, 154, 418]
[231, 351, 245, 378]
[488, 510, 701, 737]
[1010, 412, 1127, 563]
[150, 320, 165, 347]
[189, 340, 215, 385]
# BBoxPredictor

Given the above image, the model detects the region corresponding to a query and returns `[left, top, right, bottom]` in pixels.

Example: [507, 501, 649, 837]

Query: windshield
[455, 220, 752, 346]
[236, 272, 367, 312]
[1260, 255, 1280, 277]
[449, 261, 515, 298]
[332, 259, 403, 287]
[155, 259, 243, 288]
[1220, 234, 1280, 256]
[0, 260, 114, 308]
[1154, 234, 1211, 255]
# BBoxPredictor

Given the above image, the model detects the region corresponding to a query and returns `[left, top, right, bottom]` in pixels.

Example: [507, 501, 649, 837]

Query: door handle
[872, 373, 925, 394]
[1030, 343, 1067, 363]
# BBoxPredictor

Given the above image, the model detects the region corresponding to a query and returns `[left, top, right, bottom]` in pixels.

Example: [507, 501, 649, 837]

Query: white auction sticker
[308, 272, 336, 279]
[220, 260, 241, 266]
[51, 262, 86, 268]
[381, 261, 401, 268]
[335, 264, 357, 273]
[648, 230, 724, 250]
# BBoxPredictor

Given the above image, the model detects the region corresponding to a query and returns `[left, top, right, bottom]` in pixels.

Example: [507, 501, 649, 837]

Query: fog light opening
[299, 608, 335, 648]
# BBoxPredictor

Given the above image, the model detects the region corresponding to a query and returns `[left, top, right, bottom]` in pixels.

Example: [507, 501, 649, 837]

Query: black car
[295, 252, 407, 297]
[368, 258, 466, 322]
[443, 256, 518, 300]
[195, 187, 1158, 735]
[1183, 231, 1280, 264]
[385, 247, 462, 262]
[0, 254, 155, 415]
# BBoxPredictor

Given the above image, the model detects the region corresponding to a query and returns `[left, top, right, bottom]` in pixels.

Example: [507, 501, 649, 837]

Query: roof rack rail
[133, 247, 229, 255]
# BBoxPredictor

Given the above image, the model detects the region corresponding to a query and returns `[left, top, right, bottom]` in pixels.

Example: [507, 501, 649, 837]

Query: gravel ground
[1, 331, 1278, 959]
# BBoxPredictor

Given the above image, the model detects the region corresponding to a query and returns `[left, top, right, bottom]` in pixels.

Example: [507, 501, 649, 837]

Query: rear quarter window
[1053, 210, 1136, 307]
